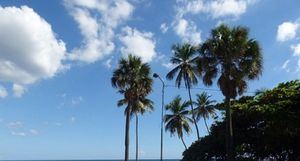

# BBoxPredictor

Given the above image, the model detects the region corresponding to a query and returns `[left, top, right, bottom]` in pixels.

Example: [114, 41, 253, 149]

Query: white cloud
[7, 121, 23, 129]
[173, 18, 202, 44]
[13, 84, 26, 98]
[104, 57, 114, 69]
[281, 60, 290, 72]
[277, 22, 299, 42]
[162, 62, 176, 69]
[0, 85, 8, 98]
[71, 96, 83, 105]
[160, 23, 169, 33]
[0, 6, 67, 97]
[11, 131, 26, 137]
[291, 43, 300, 56]
[64, 0, 134, 63]
[176, 0, 257, 19]
[291, 43, 300, 71]
[172, 0, 259, 44]
[119, 26, 157, 62]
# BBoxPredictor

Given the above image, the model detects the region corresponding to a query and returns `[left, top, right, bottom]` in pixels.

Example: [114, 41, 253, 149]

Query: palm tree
[112, 54, 153, 161]
[193, 92, 216, 134]
[199, 24, 263, 161]
[132, 98, 153, 161]
[166, 43, 201, 140]
[164, 96, 193, 150]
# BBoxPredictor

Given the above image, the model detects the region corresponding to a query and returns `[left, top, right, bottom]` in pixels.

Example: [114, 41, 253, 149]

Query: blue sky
[0, 0, 300, 160]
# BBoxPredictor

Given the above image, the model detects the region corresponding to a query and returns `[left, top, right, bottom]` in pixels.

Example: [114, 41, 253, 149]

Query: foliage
[199, 24, 263, 160]
[111, 54, 153, 161]
[182, 80, 300, 161]
[166, 43, 201, 139]
[193, 92, 216, 133]
[165, 96, 193, 149]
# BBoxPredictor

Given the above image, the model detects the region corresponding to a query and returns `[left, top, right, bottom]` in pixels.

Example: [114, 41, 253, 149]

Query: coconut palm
[164, 96, 193, 150]
[112, 54, 153, 161]
[166, 43, 201, 140]
[199, 24, 263, 161]
[193, 92, 216, 134]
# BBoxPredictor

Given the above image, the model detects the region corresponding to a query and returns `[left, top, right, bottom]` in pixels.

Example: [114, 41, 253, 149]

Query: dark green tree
[165, 96, 193, 149]
[199, 24, 263, 160]
[111, 54, 153, 161]
[193, 92, 216, 134]
[167, 43, 201, 140]
[182, 80, 300, 161]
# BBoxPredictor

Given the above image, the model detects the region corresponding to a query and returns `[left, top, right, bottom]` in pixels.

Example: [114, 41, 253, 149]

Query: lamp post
[153, 73, 165, 161]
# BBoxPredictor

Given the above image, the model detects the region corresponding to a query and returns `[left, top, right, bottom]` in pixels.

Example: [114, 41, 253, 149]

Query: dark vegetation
[182, 80, 300, 161]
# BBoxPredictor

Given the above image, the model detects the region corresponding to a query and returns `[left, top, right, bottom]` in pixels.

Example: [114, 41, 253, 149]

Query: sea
[2, 160, 180, 161]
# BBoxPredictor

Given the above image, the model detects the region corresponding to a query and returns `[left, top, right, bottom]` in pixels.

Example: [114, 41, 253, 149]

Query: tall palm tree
[164, 96, 193, 150]
[112, 54, 153, 161]
[199, 24, 263, 161]
[132, 98, 153, 161]
[193, 92, 216, 134]
[166, 43, 201, 140]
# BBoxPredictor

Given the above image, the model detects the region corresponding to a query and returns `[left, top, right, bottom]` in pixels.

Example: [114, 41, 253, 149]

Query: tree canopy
[182, 80, 300, 161]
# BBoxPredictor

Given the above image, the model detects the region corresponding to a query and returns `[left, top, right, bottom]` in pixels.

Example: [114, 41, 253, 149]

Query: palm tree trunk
[180, 136, 187, 150]
[135, 113, 139, 161]
[125, 106, 131, 161]
[225, 97, 234, 161]
[187, 84, 200, 140]
[204, 117, 210, 134]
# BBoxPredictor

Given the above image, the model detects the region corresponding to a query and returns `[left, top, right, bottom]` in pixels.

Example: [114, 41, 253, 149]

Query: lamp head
[153, 73, 159, 78]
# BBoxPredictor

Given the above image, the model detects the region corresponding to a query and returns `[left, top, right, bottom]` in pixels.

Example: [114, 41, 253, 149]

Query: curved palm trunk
[180, 136, 187, 150]
[187, 84, 200, 140]
[204, 117, 210, 134]
[225, 97, 234, 161]
[135, 113, 139, 161]
[125, 107, 131, 161]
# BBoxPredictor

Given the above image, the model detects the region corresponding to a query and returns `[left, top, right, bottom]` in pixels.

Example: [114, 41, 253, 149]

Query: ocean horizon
[0, 160, 180, 161]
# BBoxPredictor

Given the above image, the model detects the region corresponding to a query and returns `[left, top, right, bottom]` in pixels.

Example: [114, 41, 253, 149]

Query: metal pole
[160, 76, 165, 161]
[153, 73, 164, 161]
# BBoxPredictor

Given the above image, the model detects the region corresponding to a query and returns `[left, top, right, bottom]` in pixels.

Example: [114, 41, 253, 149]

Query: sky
[0, 0, 300, 160]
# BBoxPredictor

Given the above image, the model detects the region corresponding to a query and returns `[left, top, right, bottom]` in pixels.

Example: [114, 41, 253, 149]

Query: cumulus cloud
[277, 19, 300, 72]
[277, 22, 299, 42]
[0, 6, 67, 96]
[0, 6, 67, 84]
[176, 0, 257, 19]
[173, 18, 202, 44]
[64, 0, 134, 63]
[291, 44, 300, 56]
[119, 26, 157, 62]
[0, 85, 8, 98]
[172, 0, 258, 45]
[13, 84, 26, 98]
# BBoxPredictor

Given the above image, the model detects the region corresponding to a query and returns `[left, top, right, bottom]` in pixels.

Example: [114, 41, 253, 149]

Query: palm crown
[166, 43, 199, 88]
[199, 24, 263, 99]
[193, 92, 216, 133]
[165, 96, 193, 139]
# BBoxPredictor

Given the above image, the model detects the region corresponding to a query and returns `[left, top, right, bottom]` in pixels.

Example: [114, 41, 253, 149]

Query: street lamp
[153, 73, 165, 161]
